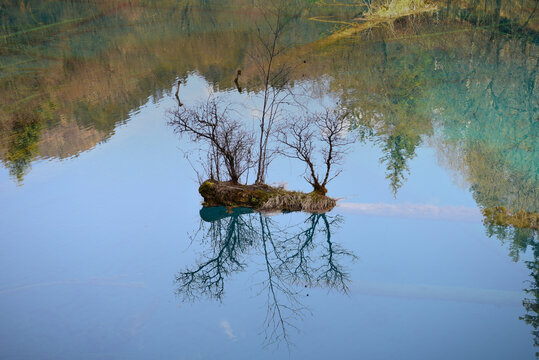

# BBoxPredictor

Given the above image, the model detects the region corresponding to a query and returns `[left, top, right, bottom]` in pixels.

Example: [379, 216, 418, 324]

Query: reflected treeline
[176, 207, 356, 346]
[429, 28, 538, 213]
[0, 0, 332, 182]
[440, 0, 538, 31]
[1, 0, 537, 218]
[317, 9, 538, 202]
[482, 214, 539, 356]
[1, 0, 258, 182]
[3, 113, 42, 182]
[523, 244, 539, 358]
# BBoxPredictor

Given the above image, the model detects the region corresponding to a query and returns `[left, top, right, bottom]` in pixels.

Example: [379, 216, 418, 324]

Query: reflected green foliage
[321, 11, 537, 200]
[380, 134, 419, 197]
[0, 100, 58, 182]
[483, 214, 539, 356]
[485, 220, 537, 262]
[0, 0, 333, 182]
[3, 118, 42, 183]
[1, 0, 537, 211]
[522, 252, 539, 357]
[429, 31, 538, 212]
[176, 209, 356, 346]
[509, 233, 538, 357]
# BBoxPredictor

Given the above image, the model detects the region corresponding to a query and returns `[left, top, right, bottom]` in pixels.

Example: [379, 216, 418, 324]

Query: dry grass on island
[199, 180, 337, 213]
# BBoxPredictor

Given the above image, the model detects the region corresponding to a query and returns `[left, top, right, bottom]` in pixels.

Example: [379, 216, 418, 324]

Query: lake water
[1, 1, 538, 359]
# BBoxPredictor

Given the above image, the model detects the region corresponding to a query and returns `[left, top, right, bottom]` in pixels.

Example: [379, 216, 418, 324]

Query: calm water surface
[0, 1, 537, 359]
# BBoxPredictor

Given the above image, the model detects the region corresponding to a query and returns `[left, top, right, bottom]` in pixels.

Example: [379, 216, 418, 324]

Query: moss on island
[199, 180, 336, 213]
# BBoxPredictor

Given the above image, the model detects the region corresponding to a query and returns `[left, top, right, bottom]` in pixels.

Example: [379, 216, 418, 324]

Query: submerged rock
[199, 206, 254, 222]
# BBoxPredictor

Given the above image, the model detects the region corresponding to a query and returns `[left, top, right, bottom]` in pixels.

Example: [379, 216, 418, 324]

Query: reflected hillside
[0, 0, 333, 182]
[1, 1, 260, 181]
[483, 213, 539, 355]
[1, 0, 537, 217]
[176, 208, 356, 346]
[307, 12, 537, 208]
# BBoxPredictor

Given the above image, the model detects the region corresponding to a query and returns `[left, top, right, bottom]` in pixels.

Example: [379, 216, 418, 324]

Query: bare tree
[277, 108, 354, 195]
[249, 0, 304, 184]
[170, 2, 309, 186]
[168, 97, 255, 184]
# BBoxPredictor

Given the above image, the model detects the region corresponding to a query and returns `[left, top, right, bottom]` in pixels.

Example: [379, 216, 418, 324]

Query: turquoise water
[0, 1, 537, 358]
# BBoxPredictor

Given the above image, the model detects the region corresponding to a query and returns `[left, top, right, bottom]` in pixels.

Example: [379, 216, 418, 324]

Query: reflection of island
[175, 207, 356, 346]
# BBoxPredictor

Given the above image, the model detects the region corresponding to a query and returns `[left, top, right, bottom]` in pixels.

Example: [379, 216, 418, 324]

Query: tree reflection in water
[483, 217, 539, 355]
[175, 207, 357, 347]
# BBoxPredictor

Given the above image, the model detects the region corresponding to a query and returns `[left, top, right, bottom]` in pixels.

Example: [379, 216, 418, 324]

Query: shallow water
[1, 1, 538, 359]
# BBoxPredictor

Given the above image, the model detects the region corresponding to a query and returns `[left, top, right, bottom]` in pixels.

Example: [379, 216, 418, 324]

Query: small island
[169, 95, 353, 213]
[199, 180, 336, 212]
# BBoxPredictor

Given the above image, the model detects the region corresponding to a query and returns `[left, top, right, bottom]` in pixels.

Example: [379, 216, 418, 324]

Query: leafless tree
[277, 108, 354, 194]
[249, 0, 305, 184]
[168, 97, 255, 184]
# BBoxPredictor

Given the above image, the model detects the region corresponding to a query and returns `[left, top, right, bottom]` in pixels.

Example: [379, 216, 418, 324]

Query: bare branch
[168, 97, 255, 184]
[277, 107, 354, 194]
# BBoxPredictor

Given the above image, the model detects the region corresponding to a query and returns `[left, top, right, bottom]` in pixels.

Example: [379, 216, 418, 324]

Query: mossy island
[199, 180, 337, 213]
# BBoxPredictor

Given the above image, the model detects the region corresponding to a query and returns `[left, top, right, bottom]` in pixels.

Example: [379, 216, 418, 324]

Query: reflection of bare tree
[175, 210, 257, 301]
[258, 214, 307, 347]
[279, 214, 356, 293]
[175, 208, 356, 347]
